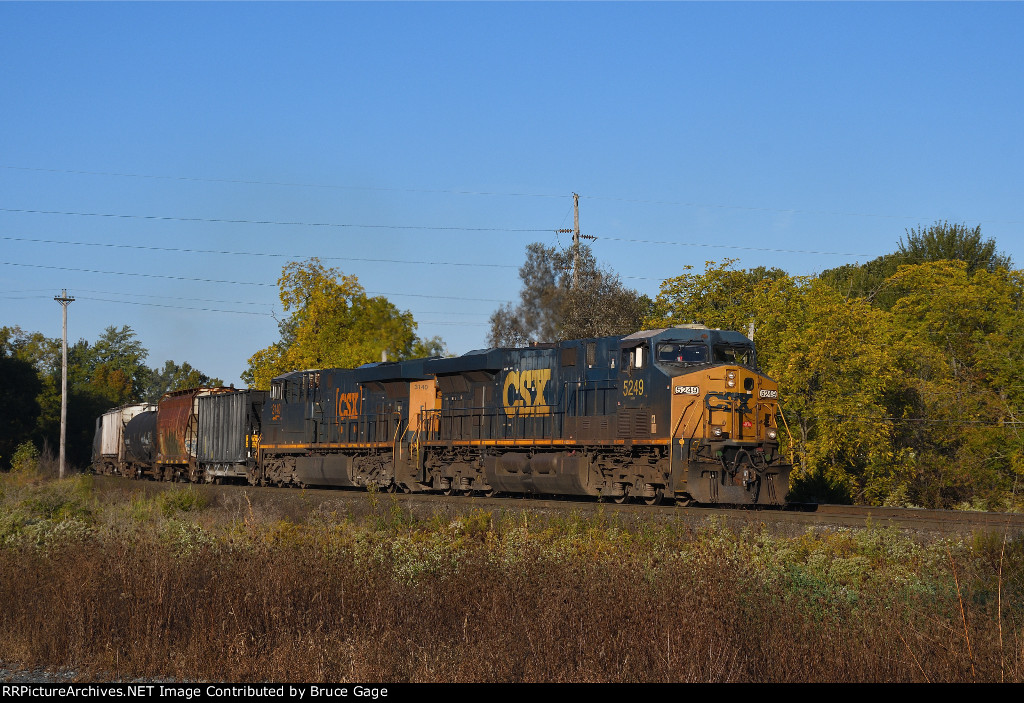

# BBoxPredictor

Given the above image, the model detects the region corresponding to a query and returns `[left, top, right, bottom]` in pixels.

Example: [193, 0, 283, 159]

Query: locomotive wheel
[613, 486, 630, 504]
[644, 488, 665, 506]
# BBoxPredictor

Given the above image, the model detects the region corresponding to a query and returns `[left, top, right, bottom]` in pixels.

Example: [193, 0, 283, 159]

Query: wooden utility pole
[557, 193, 593, 290]
[54, 289, 74, 479]
[571, 193, 580, 289]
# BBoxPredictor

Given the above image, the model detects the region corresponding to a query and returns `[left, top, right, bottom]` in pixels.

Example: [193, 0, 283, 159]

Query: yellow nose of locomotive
[670, 366, 780, 444]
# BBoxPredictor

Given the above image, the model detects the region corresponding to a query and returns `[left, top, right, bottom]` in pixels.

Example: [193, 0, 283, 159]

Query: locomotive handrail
[668, 400, 696, 495]
[420, 404, 565, 442]
[776, 404, 797, 466]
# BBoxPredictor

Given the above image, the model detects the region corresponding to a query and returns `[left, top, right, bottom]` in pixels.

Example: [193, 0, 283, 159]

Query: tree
[62, 325, 151, 407]
[768, 280, 908, 505]
[820, 221, 1010, 309]
[489, 243, 563, 346]
[488, 242, 650, 346]
[242, 258, 446, 389]
[645, 260, 791, 334]
[886, 260, 1024, 509]
[0, 327, 44, 468]
[142, 360, 226, 403]
[899, 221, 1011, 273]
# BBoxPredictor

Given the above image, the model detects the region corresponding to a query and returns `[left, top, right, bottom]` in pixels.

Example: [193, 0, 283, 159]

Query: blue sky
[2, 2, 1022, 387]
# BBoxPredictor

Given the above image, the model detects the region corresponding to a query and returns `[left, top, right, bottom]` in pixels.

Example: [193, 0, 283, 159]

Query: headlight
[726, 370, 737, 388]
[712, 426, 723, 438]
[767, 428, 778, 441]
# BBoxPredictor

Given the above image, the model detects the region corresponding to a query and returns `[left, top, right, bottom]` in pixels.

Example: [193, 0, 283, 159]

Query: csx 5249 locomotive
[94, 326, 791, 506]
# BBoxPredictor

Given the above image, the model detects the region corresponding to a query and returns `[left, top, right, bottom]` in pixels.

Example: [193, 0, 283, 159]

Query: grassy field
[0, 466, 1022, 683]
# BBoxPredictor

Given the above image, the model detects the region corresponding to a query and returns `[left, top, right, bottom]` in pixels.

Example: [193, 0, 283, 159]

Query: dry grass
[0, 474, 1021, 682]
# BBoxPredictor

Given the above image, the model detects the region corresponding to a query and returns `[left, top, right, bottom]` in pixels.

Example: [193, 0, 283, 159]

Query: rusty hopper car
[91, 403, 156, 475]
[153, 387, 234, 481]
[196, 389, 267, 484]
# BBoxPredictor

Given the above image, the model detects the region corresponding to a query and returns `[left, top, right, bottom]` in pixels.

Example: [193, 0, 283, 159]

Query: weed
[1, 470, 1022, 682]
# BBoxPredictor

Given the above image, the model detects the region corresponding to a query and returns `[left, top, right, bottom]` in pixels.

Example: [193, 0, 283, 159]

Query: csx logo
[336, 390, 360, 418]
[503, 368, 552, 416]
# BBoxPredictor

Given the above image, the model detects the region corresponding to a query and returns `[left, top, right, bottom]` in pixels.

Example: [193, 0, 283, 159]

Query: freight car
[196, 389, 267, 484]
[93, 326, 791, 506]
[91, 403, 155, 475]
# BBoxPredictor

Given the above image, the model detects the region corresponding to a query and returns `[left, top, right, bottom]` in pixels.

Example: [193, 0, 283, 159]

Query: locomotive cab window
[622, 345, 646, 370]
[656, 342, 709, 366]
[713, 344, 757, 368]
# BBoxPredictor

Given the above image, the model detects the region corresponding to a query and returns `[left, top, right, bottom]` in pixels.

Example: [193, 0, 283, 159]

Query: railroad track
[88, 474, 1024, 537]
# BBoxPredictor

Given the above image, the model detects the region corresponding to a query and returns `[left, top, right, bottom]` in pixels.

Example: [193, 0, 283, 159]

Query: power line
[0, 207, 552, 233]
[1, 218, 877, 259]
[0, 235, 518, 270]
[7, 164, 1019, 224]
[590, 234, 872, 258]
[3, 234, 673, 279]
[1, 290, 495, 321]
[0, 261, 508, 303]
[8, 287, 493, 316]
[77, 295, 272, 317]
[1, 261, 274, 286]
[1, 165, 569, 199]
[578, 193, 1024, 226]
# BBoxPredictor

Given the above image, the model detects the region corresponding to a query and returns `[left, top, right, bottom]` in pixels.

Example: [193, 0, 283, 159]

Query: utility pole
[54, 289, 74, 479]
[556, 192, 594, 290]
[572, 192, 580, 289]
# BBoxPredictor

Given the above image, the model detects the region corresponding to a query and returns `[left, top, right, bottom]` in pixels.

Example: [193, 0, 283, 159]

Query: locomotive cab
[648, 326, 789, 505]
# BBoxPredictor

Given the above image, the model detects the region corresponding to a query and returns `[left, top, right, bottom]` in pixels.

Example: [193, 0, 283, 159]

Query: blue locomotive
[253, 326, 790, 505]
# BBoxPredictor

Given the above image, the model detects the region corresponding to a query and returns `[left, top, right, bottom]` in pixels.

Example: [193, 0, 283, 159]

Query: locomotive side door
[303, 371, 323, 443]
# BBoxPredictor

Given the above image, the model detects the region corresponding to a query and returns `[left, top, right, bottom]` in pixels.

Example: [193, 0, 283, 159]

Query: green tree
[142, 360, 226, 403]
[0, 327, 45, 468]
[820, 221, 1010, 309]
[489, 242, 649, 346]
[886, 260, 1024, 509]
[65, 325, 150, 406]
[768, 281, 909, 505]
[899, 221, 1011, 273]
[645, 259, 790, 331]
[242, 258, 445, 389]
